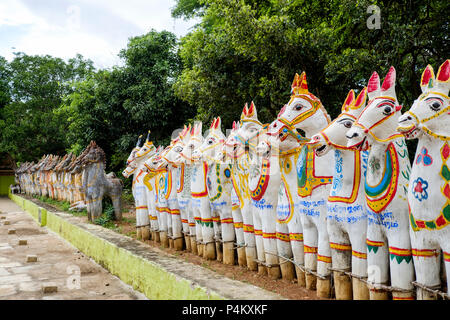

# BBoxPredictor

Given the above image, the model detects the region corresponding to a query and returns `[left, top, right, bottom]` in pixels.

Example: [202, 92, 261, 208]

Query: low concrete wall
[8, 193, 283, 300]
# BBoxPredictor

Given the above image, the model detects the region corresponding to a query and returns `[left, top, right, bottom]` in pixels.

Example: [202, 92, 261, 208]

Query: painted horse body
[278, 72, 333, 297]
[347, 67, 415, 300]
[397, 60, 450, 298]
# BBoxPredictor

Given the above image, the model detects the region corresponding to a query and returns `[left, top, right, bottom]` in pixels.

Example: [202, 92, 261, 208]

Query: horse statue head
[127, 134, 144, 165]
[397, 59, 450, 140]
[81, 141, 106, 166]
[134, 131, 156, 160]
[178, 122, 203, 164]
[224, 102, 263, 160]
[346, 67, 404, 150]
[141, 145, 166, 173]
[277, 72, 331, 138]
[192, 117, 226, 162]
[159, 124, 192, 167]
[309, 87, 368, 156]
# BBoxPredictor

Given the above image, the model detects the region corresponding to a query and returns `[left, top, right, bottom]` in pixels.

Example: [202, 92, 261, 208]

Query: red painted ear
[381, 66, 396, 92]
[243, 103, 248, 116]
[248, 101, 254, 115]
[345, 89, 355, 106]
[214, 117, 221, 130]
[232, 121, 236, 130]
[277, 105, 287, 118]
[421, 65, 434, 87]
[368, 71, 380, 93]
[437, 59, 450, 82]
[210, 118, 216, 129]
[354, 87, 367, 108]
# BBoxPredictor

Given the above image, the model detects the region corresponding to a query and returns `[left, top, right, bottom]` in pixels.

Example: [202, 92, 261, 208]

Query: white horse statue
[277, 72, 334, 297]
[308, 88, 370, 299]
[193, 117, 235, 265]
[346, 67, 415, 300]
[160, 125, 193, 252]
[122, 132, 156, 240]
[397, 59, 450, 299]
[180, 122, 216, 259]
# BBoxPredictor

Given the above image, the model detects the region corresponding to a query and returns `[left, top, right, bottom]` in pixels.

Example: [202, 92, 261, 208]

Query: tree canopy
[0, 0, 448, 177]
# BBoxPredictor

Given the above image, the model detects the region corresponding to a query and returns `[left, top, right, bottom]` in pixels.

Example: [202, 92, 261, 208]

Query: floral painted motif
[415, 147, 433, 166]
[411, 177, 429, 202]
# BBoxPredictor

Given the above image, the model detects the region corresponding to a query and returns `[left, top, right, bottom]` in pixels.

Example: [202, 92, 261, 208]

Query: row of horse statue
[13, 59, 449, 300]
[14, 141, 123, 222]
[122, 60, 449, 300]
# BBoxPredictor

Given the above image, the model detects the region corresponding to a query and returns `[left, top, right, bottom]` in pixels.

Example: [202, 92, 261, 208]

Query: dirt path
[0, 197, 147, 300]
[21, 194, 329, 300]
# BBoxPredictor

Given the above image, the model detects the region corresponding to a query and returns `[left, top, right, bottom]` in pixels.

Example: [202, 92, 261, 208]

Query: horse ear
[291, 72, 308, 95]
[380, 66, 397, 99]
[232, 121, 236, 130]
[420, 65, 435, 93]
[367, 71, 381, 100]
[247, 101, 257, 119]
[214, 117, 221, 130]
[277, 105, 287, 118]
[435, 59, 450, 95]
[341, 90, 355, 112]
[352, 87, 368, 110]
[210, 117, 216, 129]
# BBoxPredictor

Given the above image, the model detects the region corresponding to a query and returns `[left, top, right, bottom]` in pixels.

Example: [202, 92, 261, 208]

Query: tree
[59, 30, 195, 174]
[0, 52, 94, 162]
[173, 0, 449, 130]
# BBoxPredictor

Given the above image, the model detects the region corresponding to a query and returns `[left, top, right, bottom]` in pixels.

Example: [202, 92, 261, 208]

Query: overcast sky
[0, 0, 199, 69]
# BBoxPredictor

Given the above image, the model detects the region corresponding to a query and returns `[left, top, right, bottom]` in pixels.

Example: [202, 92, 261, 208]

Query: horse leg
[410, 230, 440, 300]
[349, 225, 369, 300]
[289, 212, 305, 286]
[212, 209, 223, 262]
[231, 207, 246, 267]
[366, 223, 389, 300]
[328, 220, 352, 300]
[252, 209, 266, 275]
[302, 215, 318, 291]
[277, 220, 295, 281]
[316, 220, 332, 298]
[221, 207, 235, 266]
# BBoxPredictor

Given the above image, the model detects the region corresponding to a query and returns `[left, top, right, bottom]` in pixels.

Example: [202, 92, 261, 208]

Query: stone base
[267, 265, 281, 280]
[280, 262, 295, 281]
[295, 266, 306, 287]
[223, 242, 235, 265]
[160, 232, 169, 248]
[316, 278, 331, 298]
[204, 242, 216, 260]
[352, 278, 369, 300]
[174, 238, 184, 251]
[305, 273, 317, 290]
[237, 247, 247, 267]
[215, 242, 223, 262]
[258, 265, 267, 276]
[333, 271, 352, 300]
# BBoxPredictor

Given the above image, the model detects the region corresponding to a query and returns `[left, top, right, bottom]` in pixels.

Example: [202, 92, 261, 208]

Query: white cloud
[0, 0, 199, 69]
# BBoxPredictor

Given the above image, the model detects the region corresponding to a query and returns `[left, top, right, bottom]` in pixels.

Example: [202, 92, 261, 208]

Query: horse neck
[331, 148, 365, 194]
[84, 161, 105, 185]
[296, 111, 330, 138]
[366, 137, 410, 189]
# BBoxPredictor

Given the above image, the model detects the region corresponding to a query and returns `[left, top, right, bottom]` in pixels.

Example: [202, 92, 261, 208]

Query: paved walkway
[0, 197, 147, 300]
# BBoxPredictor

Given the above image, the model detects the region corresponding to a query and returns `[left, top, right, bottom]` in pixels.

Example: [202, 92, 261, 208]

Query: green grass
[35, 195, 88, 217]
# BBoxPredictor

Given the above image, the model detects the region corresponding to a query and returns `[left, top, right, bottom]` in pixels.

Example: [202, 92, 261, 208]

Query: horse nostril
[346, 132, 359, 139]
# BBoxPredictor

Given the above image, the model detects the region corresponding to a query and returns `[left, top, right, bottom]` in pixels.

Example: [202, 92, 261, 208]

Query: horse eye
[430, 101, 441, 111]
[383, 106, 392, 115]
[343, 121, 352, 128]
[295, 104, 303, 111]
[190, 145, 194, 149]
